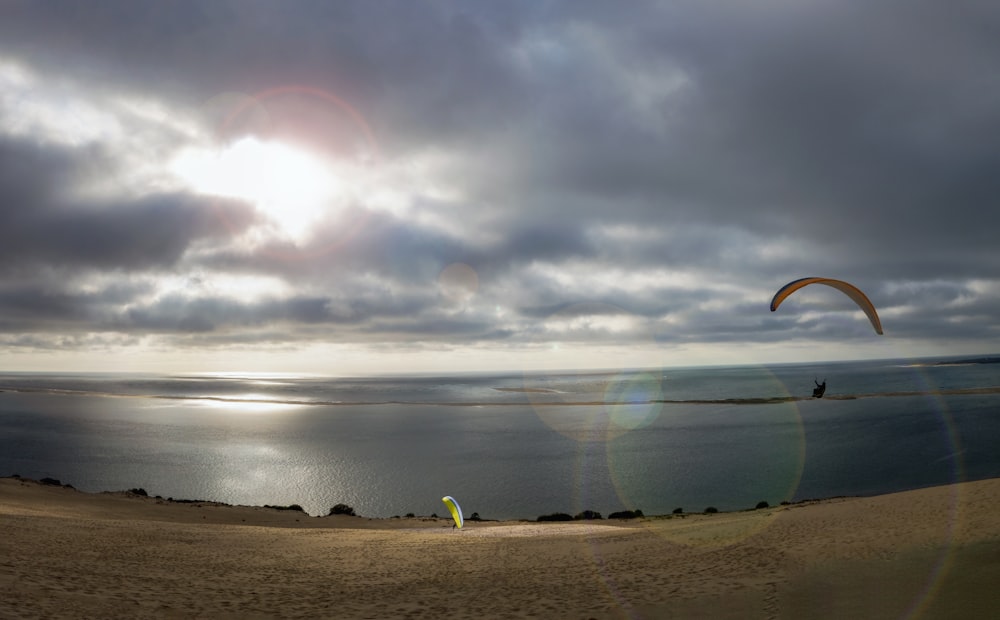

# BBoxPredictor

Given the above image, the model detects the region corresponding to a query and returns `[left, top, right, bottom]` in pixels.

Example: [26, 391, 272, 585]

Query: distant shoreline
[931, 356, 1000, 366]
[3, 384, 999, 407]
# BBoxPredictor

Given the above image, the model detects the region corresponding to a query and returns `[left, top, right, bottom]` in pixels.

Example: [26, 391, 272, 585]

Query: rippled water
[1, 356, 998, 519]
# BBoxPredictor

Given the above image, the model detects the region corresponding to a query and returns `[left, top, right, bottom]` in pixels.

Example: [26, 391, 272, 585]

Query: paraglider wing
[442, 495, 464, 528]
[770, 277, 883, 335]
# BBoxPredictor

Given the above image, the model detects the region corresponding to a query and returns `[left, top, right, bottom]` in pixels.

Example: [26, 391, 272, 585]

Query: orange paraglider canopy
[770, 277, 883, 335]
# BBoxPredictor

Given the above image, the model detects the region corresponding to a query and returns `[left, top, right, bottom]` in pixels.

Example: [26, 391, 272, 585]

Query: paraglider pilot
[812, 379, 826, 398]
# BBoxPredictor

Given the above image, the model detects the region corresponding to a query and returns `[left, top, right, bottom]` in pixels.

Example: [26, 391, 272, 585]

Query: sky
[1, 0, 998, 375]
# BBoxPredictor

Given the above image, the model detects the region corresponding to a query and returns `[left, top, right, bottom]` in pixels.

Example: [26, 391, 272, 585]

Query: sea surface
[1, 356, 998, 520]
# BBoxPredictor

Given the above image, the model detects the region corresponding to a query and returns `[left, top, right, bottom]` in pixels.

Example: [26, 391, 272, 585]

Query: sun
[172, 137, 338, 241]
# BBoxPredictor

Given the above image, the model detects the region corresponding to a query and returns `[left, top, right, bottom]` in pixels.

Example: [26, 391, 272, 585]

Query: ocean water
[1, 356, 998, 520]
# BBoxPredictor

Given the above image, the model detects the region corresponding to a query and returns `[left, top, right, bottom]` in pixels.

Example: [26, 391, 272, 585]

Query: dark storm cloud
[196, 202, 595, 288]
[1, 0, 998, 364]
[119, 294, 332, 333]
[1, 193, 252, 270]
[0, 137, 257, 272]
[0, 278, 150, 333]
[506, 1, 1000, 267]
[673, 1, 1000, 253]
[193, 205, 471, 283]
[0, 0, 528, 130]
[0, 287, 96, 330]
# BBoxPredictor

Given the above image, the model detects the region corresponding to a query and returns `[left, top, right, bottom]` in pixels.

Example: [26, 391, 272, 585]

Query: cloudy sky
[1, 0, 997, 375]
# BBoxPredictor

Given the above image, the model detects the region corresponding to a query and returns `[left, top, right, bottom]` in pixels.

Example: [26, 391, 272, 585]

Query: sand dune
[2, 477, 998, 618]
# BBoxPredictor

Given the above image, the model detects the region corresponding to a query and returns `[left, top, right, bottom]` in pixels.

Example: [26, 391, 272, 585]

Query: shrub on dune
[328, 503, 356, 516]
[608, 509, 644, 520]
[536, 512, 574, 522]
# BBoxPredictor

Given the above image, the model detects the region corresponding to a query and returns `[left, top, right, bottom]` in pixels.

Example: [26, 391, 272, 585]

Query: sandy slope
[2, 477, 998, 619]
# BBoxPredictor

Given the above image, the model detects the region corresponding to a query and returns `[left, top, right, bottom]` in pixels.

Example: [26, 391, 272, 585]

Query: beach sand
[2, 477, 998, 619]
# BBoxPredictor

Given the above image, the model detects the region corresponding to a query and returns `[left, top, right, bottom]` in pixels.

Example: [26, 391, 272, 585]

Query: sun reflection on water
[186, 393, 306, 414]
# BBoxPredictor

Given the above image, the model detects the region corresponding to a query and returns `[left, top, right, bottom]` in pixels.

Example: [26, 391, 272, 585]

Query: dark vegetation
[536, 512, 574, 522]
[265, 504, 305, 512]
[704, 506, 718, 514]
[536, 509, 612, 522]
[608, 509, 644, 520]
[755, 501, 769, 509]
[328, 503, 356, 516]
[672, 507, 683, 514]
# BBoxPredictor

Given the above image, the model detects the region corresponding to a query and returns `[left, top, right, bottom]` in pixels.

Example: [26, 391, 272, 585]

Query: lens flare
[189, 85, 380, 259]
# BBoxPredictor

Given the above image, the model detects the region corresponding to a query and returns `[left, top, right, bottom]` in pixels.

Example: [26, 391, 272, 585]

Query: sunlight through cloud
[172, 137, 338, 242]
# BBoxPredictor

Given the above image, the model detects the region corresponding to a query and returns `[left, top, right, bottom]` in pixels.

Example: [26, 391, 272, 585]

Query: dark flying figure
[812, 379, 827, 398]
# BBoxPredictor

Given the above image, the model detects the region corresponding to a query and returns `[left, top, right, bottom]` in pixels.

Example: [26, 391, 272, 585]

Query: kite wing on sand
[442, 495, 464, 528]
